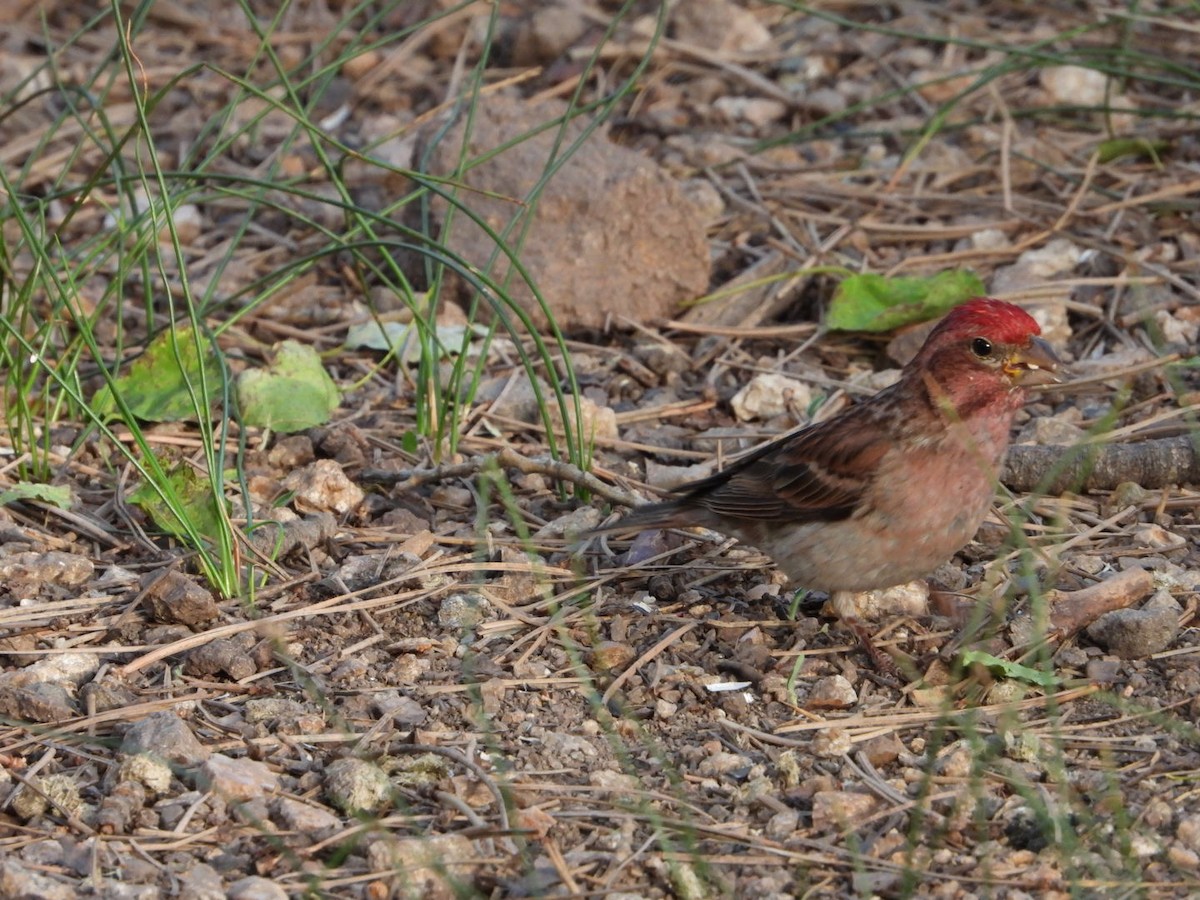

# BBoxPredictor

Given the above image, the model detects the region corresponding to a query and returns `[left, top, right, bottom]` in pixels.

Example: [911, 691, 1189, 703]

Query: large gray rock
[417, 95, 710, 330]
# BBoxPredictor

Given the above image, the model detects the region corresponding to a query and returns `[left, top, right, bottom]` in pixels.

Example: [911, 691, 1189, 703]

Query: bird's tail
[590, 496, 692, 535]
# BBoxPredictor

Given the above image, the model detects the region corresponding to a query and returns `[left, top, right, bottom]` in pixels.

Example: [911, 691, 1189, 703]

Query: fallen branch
[1047, 567, 1155, 640]
[1004, 436, 1200, 494]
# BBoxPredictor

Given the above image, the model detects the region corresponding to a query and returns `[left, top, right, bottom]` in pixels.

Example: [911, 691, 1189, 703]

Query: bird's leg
[830, 590, 900, 676]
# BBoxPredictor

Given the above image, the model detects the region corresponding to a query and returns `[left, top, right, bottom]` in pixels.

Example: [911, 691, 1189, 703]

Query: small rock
[533, 505, 601, 539]
[860, 733, 903, 767]
[672, 0, 772, 53]
[680, 178, 725, 223]
[228, 876, 287, 900]
[697, 751, 750, 778]
[550, 393, 618, 442]
[765, 808, 800, 840]
[802, 87, 847, 117]
[1027, 301, 1073, 348]
[0, 550, 94, 587]
[643, 459, 715, 490]
[935, 742, 974, 779]
[713, 96, 788, 128]
[1146, 589, 1184, 613]
[511, 4, 588, 65]
[120, 711, 210, 768]
[1133, 526, 1186, 552]
[184, 639, 257, 681]
[80, 676, 140, 713]
[808, 675, 858, 709]
[1004, 731, 1041, 764]
[844, 580, 929, 621]
[971, 228, 1010, 250]
[1084, 657, 1118, 686]
[1016, 416, 1086, 446]
[19, 652, 99, 688]
[324, 757, 391, 816]
[1169, 846, 1200, 871]
[590, 769, 637, 793]
[0, 632, 38, 666]
[0, 681, 78, 722]
[990, 239, 1082, 298]
[117, 755, 174, 795]
[1069, 347, 1155, 385]
[1144, 797, 1175, 830]
[1155, 308, 1200, 346]
[12, 773, 83, 821]
[811, 791, 879, 831]
[437, 592, 489, 632]
[96, 780, 148, 834]
[1086, 606, 1179, 658]
[988, 680, 1028, 705]
[515, 805, 556, 841]
[140, 569, 220, 626]
[811, 728, 852, 758]
[1054, 645, 1088, 669]
[281, 459, 364, 515]
[20, 840, 64, 867]
[101, 187, 204, 244]
[0, 858, 75, 900]
[910, 684, 953, 707]
[730, 373, 812, 422]
[589, 641, 636, 673]
[1130, 833, 1161, 859]
[273, 796, 341, 834]
[267, 434, 314, 469]
[171, 203, 203, 244]
[104, 869, 160, 895]
[476, 372, 553, 424]
[371, 692, 427, 726]
[541, 732, 598, 763]
[669, 860, 707, 900]
[244, 697, 310, 725]
[199, 754, 279, 802]
[1041, 66, 1110, 106]
[1177, 815, 1200, 853]
[367, 834, 477, 900]
[178, 863, 225, 900]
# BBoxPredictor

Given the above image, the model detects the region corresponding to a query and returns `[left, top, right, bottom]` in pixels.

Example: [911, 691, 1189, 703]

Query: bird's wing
[681, 403, 893, 523]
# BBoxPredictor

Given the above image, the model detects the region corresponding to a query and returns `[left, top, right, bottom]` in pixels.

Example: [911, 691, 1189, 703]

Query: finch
[603, 298, 1062, 670]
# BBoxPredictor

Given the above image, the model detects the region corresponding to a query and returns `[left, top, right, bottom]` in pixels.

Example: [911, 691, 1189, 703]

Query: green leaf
[825, 270, 986, 332]
[129, 463, 227, 543]
[93, 326, 221, 422]
[1096, 137, 1168, 164]
[959, 650, 1059, 687]
[344, 320, 487, 366]
[345, 319, 414, 352]
[0, 482, 74, 509]
[237, 340, 339, 433]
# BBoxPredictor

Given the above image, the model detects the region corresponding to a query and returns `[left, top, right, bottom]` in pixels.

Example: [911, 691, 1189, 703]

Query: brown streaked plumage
[600, 298, 1062, 670]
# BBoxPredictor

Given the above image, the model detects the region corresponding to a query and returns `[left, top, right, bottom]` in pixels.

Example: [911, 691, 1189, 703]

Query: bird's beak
[1004, 336, 1062, 386]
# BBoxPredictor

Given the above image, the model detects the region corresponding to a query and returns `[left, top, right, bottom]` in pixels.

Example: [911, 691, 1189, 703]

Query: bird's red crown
[936, 297, 1041, 345]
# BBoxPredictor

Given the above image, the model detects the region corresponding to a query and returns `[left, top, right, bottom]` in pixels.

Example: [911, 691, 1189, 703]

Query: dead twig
[362, 446, 646, 509]
[1048, 567, 1156, 640]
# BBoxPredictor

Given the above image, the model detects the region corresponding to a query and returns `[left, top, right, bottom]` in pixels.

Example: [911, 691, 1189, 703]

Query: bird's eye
[971, 337, 993, 358]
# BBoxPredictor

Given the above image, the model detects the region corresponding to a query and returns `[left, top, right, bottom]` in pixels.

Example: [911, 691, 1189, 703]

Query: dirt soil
[2, 2, 1200, 899]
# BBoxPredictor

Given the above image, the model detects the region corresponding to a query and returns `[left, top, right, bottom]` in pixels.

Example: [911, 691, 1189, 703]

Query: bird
[599, 297, 1062, 672]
